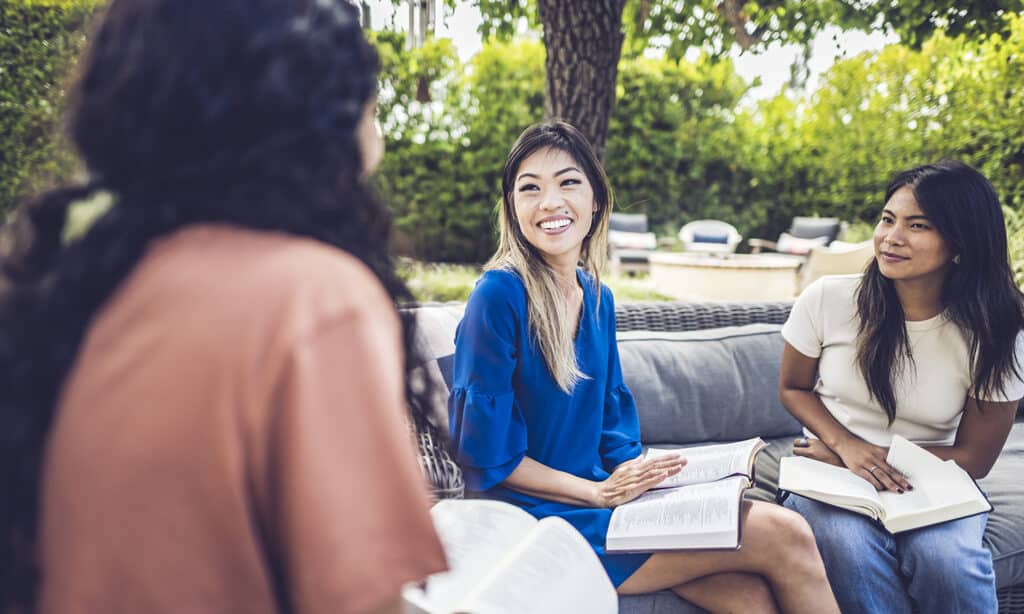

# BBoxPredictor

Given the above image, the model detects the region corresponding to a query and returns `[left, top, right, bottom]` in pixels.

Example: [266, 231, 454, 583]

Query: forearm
[779, 388, 859, 452]
[502, 456, 598, 507]
[922, 444, 1000, 479]
[922, 399, 1016, 479]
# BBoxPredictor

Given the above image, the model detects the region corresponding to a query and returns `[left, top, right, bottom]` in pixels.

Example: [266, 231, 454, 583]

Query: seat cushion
[617, 324, 802, 445]
[981, 419, 1024, 588]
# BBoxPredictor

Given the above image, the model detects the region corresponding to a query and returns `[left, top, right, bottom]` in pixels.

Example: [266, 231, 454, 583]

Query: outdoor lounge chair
[678, 219, 742, 254]
[748, 216, 844, 255]
[608, 212, 657, 274]
[799, 239, 874, 290]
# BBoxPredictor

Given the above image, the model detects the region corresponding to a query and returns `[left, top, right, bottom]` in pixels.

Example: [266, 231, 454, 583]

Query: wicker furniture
[406, 299, 1024, 613]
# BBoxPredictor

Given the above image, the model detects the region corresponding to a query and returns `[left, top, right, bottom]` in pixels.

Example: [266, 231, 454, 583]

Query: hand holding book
[605, 437, 766, 552]
[779, 436, 991, 534]
[792, 436, 913, 493]
[828, 434, 913, 493]
[592, 453, 686, 507]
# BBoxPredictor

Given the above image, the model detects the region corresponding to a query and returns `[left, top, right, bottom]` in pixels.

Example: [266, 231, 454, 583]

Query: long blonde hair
[485, 121, 612, 392]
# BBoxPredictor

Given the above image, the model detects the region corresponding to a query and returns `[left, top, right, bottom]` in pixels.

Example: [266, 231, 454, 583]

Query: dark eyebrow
[516, 166, 582, 182]
[882, 208, 930, 222]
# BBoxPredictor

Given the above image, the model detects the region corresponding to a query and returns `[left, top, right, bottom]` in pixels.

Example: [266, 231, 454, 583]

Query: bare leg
[672, 572, 779, 614]
[617, 500, 838, 614]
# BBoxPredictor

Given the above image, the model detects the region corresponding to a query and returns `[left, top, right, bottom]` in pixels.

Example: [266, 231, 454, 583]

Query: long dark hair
[856, 160, 1024, 423]
[0, 0, 433, 608]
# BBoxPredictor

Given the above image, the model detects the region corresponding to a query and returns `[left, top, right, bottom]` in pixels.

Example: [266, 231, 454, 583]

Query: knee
[902, 534, 993, 580]
[761, 504, 818, 558]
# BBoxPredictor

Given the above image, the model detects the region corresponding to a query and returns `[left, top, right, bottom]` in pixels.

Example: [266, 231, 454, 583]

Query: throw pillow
[775, 232, 829, 255]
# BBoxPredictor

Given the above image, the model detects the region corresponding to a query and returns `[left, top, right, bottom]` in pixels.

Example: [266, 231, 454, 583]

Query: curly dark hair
[0, 0, 435, 608]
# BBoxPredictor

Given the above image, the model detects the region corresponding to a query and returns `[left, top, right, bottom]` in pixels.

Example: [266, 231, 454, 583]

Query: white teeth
[540, 219, 571, 230]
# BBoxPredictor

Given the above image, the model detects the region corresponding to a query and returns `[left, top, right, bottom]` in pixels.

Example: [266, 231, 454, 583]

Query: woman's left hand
[792, 437, 843, 467]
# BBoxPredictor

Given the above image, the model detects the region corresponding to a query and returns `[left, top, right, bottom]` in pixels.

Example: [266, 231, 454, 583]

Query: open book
[403, 499, 617, 614]
[606, 437, 766, 552]
[778, 435, 992, 534]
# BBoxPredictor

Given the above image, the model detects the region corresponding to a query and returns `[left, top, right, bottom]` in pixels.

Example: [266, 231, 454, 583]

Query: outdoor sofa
[408, 300, 1024, 613]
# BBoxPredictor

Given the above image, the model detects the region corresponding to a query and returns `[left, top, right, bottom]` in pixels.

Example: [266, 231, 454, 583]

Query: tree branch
[716, 0, 762, 49]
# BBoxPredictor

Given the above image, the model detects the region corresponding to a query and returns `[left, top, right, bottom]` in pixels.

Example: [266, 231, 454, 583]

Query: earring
[953, 254, 961, 264]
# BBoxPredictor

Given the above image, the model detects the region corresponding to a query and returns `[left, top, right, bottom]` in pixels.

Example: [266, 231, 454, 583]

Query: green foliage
[373, 34, 766, 261]
[605, 54, 757, 234]
[373, 37, 544, 263]
[767, 15, 1024, 226]
[464, 0, 1022, 60]
[1005, 206, 1024, 288]
[0, 0, 101, 212]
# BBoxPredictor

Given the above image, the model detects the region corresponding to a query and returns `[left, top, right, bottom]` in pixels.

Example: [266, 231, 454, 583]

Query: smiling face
[873, 185, 954, 289]
[511, 147, 595, 273]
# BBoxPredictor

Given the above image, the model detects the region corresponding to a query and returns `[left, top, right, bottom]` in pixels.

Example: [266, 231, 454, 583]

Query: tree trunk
[537, 0, 627, 161]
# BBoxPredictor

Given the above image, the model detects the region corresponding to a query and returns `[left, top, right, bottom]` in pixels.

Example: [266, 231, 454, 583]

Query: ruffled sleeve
[597, 286, 642, 471]
[448, 272, 528, 491]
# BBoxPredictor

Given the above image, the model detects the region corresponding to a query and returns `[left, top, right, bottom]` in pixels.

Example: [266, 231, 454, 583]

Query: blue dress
[448, 267, 651, 586]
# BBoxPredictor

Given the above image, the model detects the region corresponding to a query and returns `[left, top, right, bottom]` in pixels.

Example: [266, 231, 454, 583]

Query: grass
[397, 259, 673, 303]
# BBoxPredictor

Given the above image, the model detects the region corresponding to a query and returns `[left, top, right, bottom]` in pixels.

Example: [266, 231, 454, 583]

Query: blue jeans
[784, 494, 996, 614]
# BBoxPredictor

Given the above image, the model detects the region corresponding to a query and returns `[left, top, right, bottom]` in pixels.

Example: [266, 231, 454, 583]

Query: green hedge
[371, 15, 1024, 262]
[7, 8, 1024, 264]
[0, 0, 101, 213]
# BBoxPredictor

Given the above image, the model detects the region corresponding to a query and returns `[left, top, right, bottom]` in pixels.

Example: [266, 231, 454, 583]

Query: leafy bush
[0, 0, 101, 212]
[1005, 206, 1024, 288]
[374, 37, 755, 262]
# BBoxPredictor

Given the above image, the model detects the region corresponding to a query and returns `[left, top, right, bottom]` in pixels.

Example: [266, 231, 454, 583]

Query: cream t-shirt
[782, 274, 1024, 446]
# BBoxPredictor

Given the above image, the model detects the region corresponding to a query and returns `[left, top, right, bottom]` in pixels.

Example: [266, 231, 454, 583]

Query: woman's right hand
[832, 436, 912, 492]
[591, 454, 686, 508]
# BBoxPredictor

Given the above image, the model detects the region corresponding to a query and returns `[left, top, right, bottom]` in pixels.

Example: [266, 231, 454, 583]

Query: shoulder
[151, 224, 395, 338]
[806, 273, 861, 301]
[469, 267, 527, 310]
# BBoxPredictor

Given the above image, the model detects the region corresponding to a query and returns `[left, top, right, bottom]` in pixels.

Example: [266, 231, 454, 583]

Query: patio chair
[608, 212, 657, 274]
[799, 239, 874, 291]
[748, 216, 844, 255]
[677, 219, 742, 254]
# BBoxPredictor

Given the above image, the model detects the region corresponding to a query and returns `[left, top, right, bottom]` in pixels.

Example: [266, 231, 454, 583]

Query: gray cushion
[620, 591, 707, 614]
[981, 419, 1024, 588]
[618, 324, 802, 445]
[610, 212, 649, 233]
[405, 302, 465, 431]
[790, 216, 841, 243]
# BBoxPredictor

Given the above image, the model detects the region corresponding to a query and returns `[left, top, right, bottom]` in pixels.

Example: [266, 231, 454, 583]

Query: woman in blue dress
[449, 120, 839, 613]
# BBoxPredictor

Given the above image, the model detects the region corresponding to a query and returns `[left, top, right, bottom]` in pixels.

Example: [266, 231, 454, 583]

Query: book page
[646, 438, 764, 489]
[777, 456, 883, 518]
[880, 436, 989, 525]
[608, 476, 744, 540]
[459, 516, 618, 614]
[402, 499, 537, 613]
